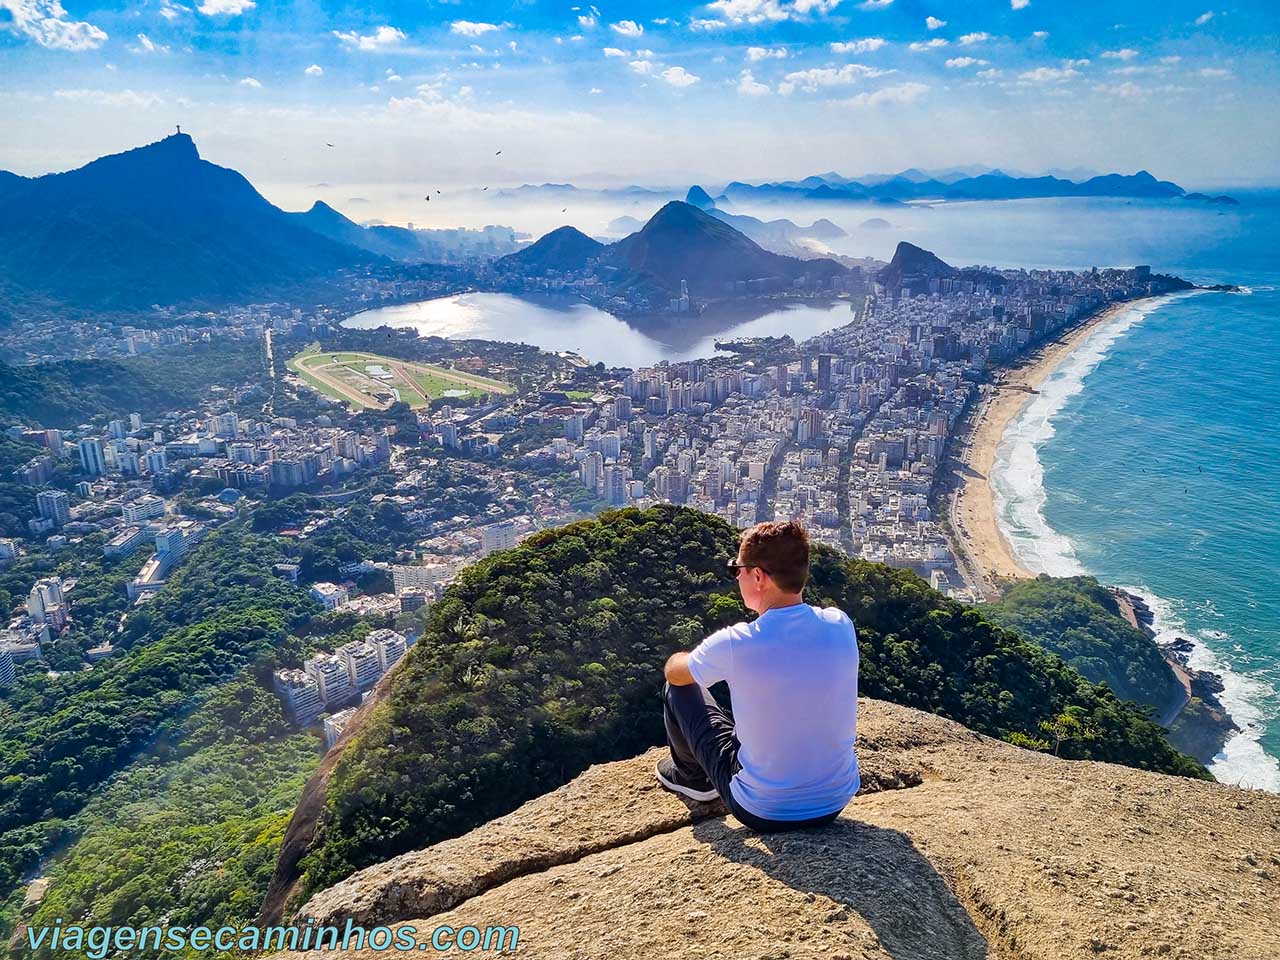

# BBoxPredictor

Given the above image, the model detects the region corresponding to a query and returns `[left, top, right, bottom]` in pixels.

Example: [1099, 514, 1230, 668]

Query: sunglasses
[726, 558, 769, 576]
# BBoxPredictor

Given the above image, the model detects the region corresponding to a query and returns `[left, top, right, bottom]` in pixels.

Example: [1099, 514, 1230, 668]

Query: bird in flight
[424, 196, 430, 201]
[326, 142, 334, 147]
[495, 150, 502, 155]
[562, 208, 567, 212]
[483, 186, 488, 191]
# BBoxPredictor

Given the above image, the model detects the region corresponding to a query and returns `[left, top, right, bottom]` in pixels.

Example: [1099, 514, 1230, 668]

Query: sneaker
[655, 757, 719, 802]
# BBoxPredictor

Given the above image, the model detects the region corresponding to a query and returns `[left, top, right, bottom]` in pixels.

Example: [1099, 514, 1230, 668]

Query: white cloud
[1011, 0, 1030, 8]
[689, 18, 728, 31]
[833, 81, 928, 107]
[129, 32, 168, 54]
[1198, 67, 1231, 78]
[332, 26, 406, 51]
[589, 86, 602, 93]
[628, 59, 653, 75]
[908, 38, 948, 51]
[705, 0, 840, 23]
[858, 0, 894, 9]
[779, 63, 893, 94]
[737, 69, 770, 95]
[1101, 48, 1139, 60]
[197, 0, 254, 14]
[976, 68, 1002, 79]
[1031, 30, 1048, 39]
[830, 38, 887, 54]
[1093, 81, 1147, 99]
[926, 16, 946, 30]
[611, 19, 644, 36]
[577, 14, 596, 29]
[451, 20, 500, 37]
[746, 46, 786, 60]
[661, 65, 700, 87]
[1159, 55, 1181, 65]
[603, 46, 629, 57]
[1194, 11, 1213, 26]
[159, 1, 188, 21]
[707, 0, 786, 22]
[958, 32, 991, 45]
[238, 76, 261, 88]
[1019, 63, 1080, 83]
[305, 64, 323, 76]
[945, 57, 988, 68]
[652, 17, 672, 25]
[0, 0, 108, 50]
[54, 87, 162, 108]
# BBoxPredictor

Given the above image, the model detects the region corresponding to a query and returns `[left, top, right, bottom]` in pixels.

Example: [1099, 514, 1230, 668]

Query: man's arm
[664, 651, 696, 686]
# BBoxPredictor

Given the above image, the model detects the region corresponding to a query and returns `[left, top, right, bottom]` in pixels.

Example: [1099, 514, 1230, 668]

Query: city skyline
[1, 0, 1278, 202]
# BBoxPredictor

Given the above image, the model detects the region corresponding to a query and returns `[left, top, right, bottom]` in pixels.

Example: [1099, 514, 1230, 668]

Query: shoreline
[944, 296, 1161, 600]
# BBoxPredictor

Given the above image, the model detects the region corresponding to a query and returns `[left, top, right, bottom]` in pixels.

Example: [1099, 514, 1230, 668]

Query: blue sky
[1, 0, 1277, 200]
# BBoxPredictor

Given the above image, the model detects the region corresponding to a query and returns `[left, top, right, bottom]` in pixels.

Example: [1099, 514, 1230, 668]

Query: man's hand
[664, 651, 696, 686]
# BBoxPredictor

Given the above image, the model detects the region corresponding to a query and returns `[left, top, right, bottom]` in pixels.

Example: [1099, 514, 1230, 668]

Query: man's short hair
[740, 519, 810, 593]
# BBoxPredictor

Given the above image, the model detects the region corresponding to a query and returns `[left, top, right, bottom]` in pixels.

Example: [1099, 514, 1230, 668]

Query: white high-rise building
[36, 490, 70, 527]
[145, 447, 169, 474]
[367, 629, 407, 672]
[309, 582, 349, 611]
[480, 521, 516, 556]
[78, 438, 106, 476]
[273, 668, 324, 724]
[212, 412, 240, 438]
[336, 640, 383, 691]
[122, 495, 165, 524]
[304, 653, 353, 706]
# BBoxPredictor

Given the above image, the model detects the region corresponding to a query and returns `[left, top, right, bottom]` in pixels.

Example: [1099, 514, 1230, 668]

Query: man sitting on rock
[656, 519, 860, 831]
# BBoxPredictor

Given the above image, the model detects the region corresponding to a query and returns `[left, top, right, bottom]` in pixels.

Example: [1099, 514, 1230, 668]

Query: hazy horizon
[1, 0, 1277, 207]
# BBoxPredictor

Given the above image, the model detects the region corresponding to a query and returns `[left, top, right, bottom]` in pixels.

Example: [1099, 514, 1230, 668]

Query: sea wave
[1121, 586, 1280, 793]
[988, 290, 1280, 793]
[989, 293, 1197, 577]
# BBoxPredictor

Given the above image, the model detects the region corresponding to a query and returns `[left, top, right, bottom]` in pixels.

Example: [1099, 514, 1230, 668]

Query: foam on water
[989, 293, 1197, 577]
[1123, 586, 1280, 792]
[989, 290, 1280, 793]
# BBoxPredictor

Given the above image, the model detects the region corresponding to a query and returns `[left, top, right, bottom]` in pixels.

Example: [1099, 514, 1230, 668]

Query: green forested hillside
[23, 678, 321, 960]
[0, 525, 317, 919]
[981, 576, 1185, 713]
[295, 505, 1206, 901]
[0, 339, 265, 428]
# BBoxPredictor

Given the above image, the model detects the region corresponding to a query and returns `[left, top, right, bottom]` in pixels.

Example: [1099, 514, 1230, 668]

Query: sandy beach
[946, 298, 1158, 600]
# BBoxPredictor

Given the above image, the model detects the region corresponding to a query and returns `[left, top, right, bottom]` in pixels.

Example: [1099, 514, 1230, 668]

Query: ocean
[981, 192, 1280, 792]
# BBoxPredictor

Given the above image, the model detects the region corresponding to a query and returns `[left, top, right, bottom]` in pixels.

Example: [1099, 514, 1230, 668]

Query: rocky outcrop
[268, 699, 1280, 959]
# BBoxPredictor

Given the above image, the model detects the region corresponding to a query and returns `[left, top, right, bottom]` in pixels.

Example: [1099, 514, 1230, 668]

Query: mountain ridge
[0, 133, 373, 308]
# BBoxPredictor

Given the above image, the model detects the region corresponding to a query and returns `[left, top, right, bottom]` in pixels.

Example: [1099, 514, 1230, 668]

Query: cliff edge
[268, 699, 1278, 959]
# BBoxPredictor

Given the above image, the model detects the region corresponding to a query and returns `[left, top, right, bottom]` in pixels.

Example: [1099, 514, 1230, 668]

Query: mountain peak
[270, 699, 1280, 960]
[497, 224, 603, 273]
[685, 185, 716, 209]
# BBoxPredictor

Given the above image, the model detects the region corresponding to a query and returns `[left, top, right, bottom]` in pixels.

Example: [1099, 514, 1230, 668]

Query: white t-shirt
[687, 602, 860, 821]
